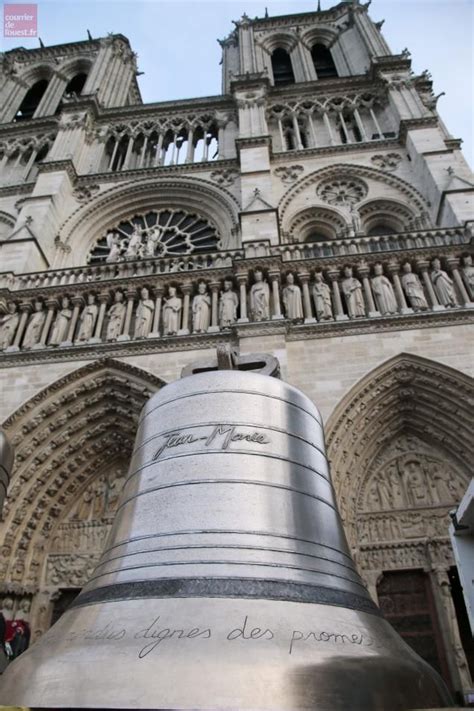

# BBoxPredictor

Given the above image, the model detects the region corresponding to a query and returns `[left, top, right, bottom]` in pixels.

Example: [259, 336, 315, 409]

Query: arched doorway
[326, 353, 474, 699]
[0, 358, 165, 643]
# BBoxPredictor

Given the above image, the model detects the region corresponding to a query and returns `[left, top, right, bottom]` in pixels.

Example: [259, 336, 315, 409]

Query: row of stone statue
[0, 256, 473, 350]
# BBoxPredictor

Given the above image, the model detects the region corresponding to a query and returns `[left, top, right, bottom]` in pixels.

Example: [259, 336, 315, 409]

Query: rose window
[316, 177, 368, 206]
[88, 209, 221, 264]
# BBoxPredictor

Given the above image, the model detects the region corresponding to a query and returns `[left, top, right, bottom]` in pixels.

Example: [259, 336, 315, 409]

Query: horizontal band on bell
[71, 577, 380, 615]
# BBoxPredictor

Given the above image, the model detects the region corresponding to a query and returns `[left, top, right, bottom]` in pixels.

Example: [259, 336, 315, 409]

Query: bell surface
[0, 370, 453, 710]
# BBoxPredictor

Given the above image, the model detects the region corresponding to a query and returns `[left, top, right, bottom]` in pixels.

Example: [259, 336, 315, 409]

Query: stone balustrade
[1, 253, 473, 354]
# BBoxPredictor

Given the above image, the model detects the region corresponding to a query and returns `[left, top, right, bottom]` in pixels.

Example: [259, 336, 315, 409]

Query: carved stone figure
[145, 226, 162, 258]
[125, 225, 142, 259]
[461, 254, 474, 299]
[250, 270, 270, 321]
[23, 301, 46, 348]
[431, 258, 457, 307]
[0, 302, 20, 349]
[282, 273, 303, 320]
[403, 459, 431, 507]
[312, 273, 333, 320]
[105, 232, 121, 263]
[106, 291, 126, 341]
[49, 297, 72, 345]
[219, 280, 238, 328]
[76, 294, 98, 342]
[162, 286, 182, 335]
[401, 263, 428, 311]
[371, 264, 398, 315]
[134, 288, 154, 338]
[192, 282, 211, 333]
[341, 267, 365, 318]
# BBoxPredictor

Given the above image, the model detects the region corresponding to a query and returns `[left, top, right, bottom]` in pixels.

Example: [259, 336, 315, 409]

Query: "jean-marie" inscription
[153, 424, 271, 460]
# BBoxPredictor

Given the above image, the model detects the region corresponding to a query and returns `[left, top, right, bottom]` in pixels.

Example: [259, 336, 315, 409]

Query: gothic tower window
[271, 48, 295, 86]
[311, 43, 338, 79]
[64, 72, 88, 98]
[14, 79, 49, 121]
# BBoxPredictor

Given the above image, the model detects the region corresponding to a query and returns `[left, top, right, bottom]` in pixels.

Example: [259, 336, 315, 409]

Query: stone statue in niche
[125, 225, 142, 260]
[134, 287, 154, 338]
[282, 273, 303, 320]
[401, 263, 428, 311]
[22, 300, 46, 348]
[0, 302, 20, 349]
[250, 270, 270, 321]
[49, 297, 72, 345]
[106, 291, 126, 341]
[162, 286, 182, 335]
[192, 282, 211, 333]
[341, 266, 365, 318]
[219, 280, 238, 328]
[105, 232, 122, 263]
[76, 294, 98, 342]
[461, 254, 474, 299]
[430, 258, 457, 307]
[371, 264, 398, 315]
[312, 272, 333, 321]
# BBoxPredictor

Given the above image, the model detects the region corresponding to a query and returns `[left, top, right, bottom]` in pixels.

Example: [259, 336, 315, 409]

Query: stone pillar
[431, 567, 473, 696]
[353, 108, 368, 142]
[358, 264, 379, 317]
[90, 292, 109, 343]
[208, 281, 220, 333]
[327, 270, 347, 320]
[298, 271, 315, 323]
[149, 287, 164, 338]
[447, 257, 473, 306]
[179, 282, 191, 335]
[38, 299, 57, 347]
[236, 273, 249, 323]
[269, 270, 284, 320]
[416, 259, 443, 310]
[61, 295, 83, 347]
[387, 261, 412, 314]
[323, 112, 335, 145]
[118, 289, 136, 341]
[8, 301, 31, 351]
[291, 113, 303, 150]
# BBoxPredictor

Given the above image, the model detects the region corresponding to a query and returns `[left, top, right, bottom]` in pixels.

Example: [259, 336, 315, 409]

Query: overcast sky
[1, 0, 473, 166]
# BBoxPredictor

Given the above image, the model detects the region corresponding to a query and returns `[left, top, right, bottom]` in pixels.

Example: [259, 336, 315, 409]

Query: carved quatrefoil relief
[316, 177, 368, 206]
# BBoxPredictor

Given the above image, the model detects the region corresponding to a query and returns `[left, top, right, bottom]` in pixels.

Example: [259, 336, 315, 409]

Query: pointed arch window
[311, 43, 338, 79]
[64, 72, 88, 98]
[271, 48, 295, 86]
[14, 79, 49, 121]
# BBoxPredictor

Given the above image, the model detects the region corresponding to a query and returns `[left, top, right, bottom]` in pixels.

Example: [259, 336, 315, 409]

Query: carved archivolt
[278, 163, 430, 234]
[0, 358, 165, 589]
[326, 353, 473, 553]
[55, 176, 241, 267]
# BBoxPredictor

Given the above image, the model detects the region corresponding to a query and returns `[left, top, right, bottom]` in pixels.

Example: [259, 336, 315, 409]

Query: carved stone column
[236, 272, 249, 323]
[446, 257, 473, 306]
[30, 589, 56, 643]
[89, 291, 109, 344]
[149, 287, 164, 338]
[298, 271, 315, 323]
[358, 264, 380, 317]
[431, 567, 473, 696]
[37, 298, 58, 347]
[387, 260, 412, 314]
[268, 270, 284, 320]
[61, 295, 83, 347]
[327, 269, 347, 320]
[8, 301, 31, 351]
[208, 281, 220, 333]
[416, 259, 443, 310]
[179, 282, 191, 335]
[118, 289, 136, 341]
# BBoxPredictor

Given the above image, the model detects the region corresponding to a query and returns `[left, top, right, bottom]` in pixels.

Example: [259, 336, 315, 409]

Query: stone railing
[0, 252, 472, 354]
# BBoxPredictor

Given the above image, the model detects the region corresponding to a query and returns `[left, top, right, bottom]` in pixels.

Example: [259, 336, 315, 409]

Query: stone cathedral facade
[0, 0, 473, 700]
